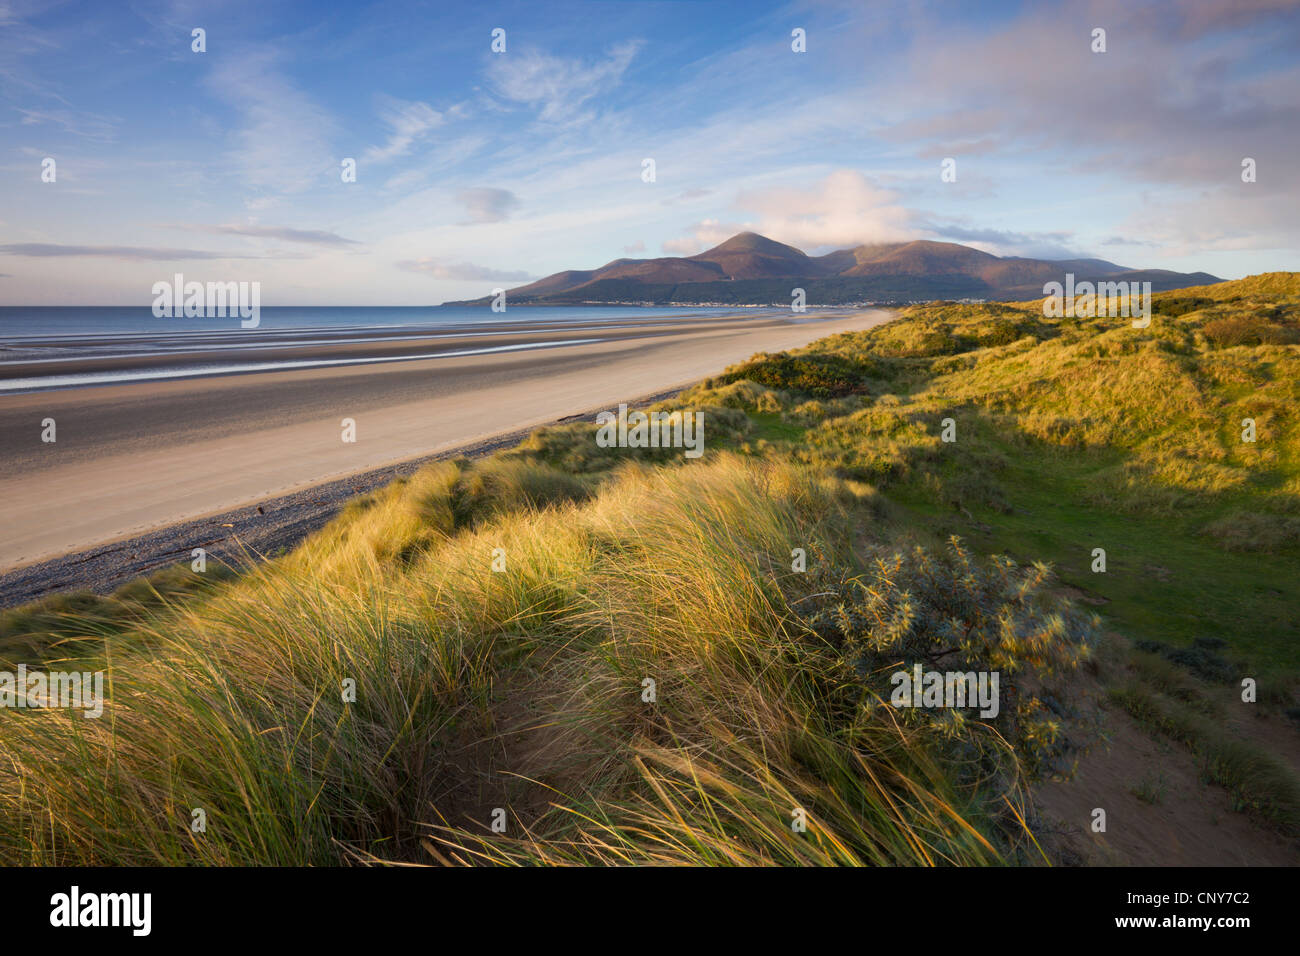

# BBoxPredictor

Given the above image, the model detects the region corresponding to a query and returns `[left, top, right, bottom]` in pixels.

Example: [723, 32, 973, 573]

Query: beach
[0, 308, 892, 596]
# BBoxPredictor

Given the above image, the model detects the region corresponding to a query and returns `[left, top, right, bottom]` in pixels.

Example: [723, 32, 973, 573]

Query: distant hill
[449, 232, 1221, 306]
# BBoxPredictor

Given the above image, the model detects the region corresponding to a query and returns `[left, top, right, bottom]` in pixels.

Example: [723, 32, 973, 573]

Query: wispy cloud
[363, 96, 444, 164]
[920, 222, 1079, 259]
[0, 1, 64, 100]
[397, 258, 534, 281]
[16, 107, 116, 141]
[487, 42, 640, 123]
[166, 223, 361, 247]
[205, 50, 337, 193]
[662, 188, 712, 206]
[0, 243, 302, 260]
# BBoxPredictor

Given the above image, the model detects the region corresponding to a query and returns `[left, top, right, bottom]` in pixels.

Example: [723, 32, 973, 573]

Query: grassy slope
[1, 273, 1297, 865]
[761, 273, 1300, 670]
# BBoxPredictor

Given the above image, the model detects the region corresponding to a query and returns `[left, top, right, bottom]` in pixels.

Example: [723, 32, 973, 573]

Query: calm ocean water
[0, 304, 778, 393]
[0, 305, 743, 340]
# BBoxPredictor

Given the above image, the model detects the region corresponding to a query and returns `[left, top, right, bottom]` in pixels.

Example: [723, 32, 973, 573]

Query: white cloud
[662, 220, 749, 255]
[665, 171, 916, 254]
[737, 171, 916, 250]
[487, 42, 640, 123]
[206, 51, 337, 193]
[363, 96, 444, 164]
[16, 107, 116, 141]
[166, 223, 360, 247]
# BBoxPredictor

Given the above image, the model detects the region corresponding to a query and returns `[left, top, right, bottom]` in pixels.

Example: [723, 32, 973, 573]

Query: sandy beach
[0, 308, 892, 587]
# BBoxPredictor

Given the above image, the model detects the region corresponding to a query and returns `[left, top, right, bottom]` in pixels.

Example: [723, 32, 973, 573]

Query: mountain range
[451, 232, 1221, 306]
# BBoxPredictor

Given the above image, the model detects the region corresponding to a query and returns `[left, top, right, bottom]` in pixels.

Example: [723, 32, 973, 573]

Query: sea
[0, 304, 753, 339]
[0, 305, 777, 394]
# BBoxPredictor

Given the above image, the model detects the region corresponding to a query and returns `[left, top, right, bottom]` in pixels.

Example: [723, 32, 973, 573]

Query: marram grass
[0, 455, 1063, 866]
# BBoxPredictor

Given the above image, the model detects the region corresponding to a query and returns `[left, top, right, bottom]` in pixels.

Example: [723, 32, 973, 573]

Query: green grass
[917, 440, 1299, 670]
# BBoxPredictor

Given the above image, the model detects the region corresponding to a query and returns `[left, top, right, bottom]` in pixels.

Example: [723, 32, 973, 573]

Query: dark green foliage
[1154, 295, 1217, 318]
[719, 351, 873, 398]
[966, 319, 1024, 347]
[1133, 636, 1237, 683]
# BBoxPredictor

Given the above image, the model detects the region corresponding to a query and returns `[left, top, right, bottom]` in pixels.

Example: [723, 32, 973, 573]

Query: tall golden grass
[0, 455, 1048, 865]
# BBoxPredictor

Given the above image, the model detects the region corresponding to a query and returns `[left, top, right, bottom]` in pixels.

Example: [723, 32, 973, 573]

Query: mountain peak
[696, 232, 806, 258]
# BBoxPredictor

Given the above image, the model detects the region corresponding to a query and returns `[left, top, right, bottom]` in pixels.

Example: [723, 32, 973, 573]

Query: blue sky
[1, 0, 1297, 304]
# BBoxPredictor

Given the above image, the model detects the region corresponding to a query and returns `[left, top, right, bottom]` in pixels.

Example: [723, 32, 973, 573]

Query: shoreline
[0, 388, 680, 608]
[0, 308, 893, 596]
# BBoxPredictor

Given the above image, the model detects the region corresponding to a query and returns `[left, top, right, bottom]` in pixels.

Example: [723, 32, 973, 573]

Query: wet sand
[0, 308, 892, 585]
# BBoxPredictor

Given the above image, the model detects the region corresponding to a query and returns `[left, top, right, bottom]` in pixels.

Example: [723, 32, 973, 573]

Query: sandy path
[0, 309, 891, 570]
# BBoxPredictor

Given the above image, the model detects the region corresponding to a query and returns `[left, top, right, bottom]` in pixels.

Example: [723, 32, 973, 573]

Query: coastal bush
[1153, 295, 1216, 318]
[717, 351, 873, 398]
[1201, 315, 1296, 348]
[799, 537, 1097, 778]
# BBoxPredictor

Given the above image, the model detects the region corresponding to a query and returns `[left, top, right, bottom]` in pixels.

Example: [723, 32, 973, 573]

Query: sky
[1, 0, 1297, 305]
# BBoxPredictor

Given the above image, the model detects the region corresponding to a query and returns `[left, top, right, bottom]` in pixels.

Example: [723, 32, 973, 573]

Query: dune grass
[0, 450, 1099, 866]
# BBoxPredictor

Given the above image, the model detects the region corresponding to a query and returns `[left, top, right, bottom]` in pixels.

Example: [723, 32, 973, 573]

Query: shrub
[719, 351, 873, 398]
[966, 318, 1036, 348]
[799, 537, 1098, 778]
[1201, 316, 1294, 348]
[1154, 296, 1216, 318]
